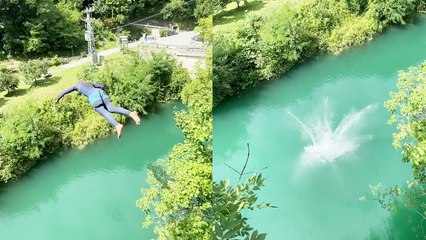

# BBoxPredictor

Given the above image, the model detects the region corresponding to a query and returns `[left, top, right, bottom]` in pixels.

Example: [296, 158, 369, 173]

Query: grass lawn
[214, 0, 281, 32]
[0, 66, 83, 114]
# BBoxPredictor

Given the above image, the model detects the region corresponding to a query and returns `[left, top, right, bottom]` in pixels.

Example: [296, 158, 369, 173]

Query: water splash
[288, 100, 375, 165]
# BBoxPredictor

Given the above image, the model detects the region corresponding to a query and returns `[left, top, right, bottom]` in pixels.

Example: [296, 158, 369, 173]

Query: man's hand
[54, 99, 59, 105]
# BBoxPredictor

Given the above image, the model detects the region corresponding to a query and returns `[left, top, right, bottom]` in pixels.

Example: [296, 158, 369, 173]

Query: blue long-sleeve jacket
[57, 81, 105, 107]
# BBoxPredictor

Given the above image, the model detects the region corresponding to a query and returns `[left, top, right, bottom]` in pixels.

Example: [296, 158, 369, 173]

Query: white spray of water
[288, 100, 375, 165]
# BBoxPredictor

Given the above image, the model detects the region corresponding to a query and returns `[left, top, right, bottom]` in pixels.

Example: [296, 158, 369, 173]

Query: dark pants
[94, 97, 130, 127]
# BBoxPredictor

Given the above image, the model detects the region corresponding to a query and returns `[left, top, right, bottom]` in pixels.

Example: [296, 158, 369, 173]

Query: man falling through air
[56, 81, 141, 139]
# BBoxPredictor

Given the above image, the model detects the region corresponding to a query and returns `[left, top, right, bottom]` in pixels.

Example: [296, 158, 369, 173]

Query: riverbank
[213, 0, 426, 105]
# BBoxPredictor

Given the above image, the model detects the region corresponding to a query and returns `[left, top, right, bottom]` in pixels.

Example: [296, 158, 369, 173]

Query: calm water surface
[0, 103, 183, 239]
[214, 16, 426, 239]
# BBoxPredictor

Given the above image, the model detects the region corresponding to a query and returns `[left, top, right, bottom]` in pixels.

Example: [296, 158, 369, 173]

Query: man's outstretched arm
[56, 85, 76, 103]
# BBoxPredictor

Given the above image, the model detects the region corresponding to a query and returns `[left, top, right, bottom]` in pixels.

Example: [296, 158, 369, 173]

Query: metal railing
[139, 43, 205, 58]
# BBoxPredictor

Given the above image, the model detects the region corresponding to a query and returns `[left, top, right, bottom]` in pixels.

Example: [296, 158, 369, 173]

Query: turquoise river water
[0, 103, 183, 239]
[213, 16, 426, 239]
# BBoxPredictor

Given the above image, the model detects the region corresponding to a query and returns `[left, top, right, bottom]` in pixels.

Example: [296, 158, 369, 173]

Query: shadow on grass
[5, 88, 28, 98]
[214, 0, 266, 27]
[0, 97, 7, 108]
[35, 76, 61, 88]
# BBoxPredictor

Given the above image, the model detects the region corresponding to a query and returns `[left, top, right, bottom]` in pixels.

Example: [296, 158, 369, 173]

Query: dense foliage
[0, 0, 83, 56]
[0, 51, 190, 183]
[93, 0, 142, 24]
[385, 61, 426, 183]
[138, 48, 213, 239]
[160, 0, 213, 20]
[213, 0, 426, 105]
[360, 61, 426, 235]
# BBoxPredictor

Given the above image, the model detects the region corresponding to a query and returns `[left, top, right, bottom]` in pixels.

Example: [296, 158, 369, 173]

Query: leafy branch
[212, 143, 275, 240]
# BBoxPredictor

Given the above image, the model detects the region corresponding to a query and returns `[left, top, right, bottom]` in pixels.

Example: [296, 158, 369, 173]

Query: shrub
[77, 64, 99, 82]
[98, 51, 180, 114]
[0, 70, 19, 93]
[367, 0, 419, 26]
[159, 29, 169, 37]
[70, 111, 111, 148]
[50, 55, 69, 66]
[213, 32, 241, 105]
[259, 4, 314, 79]
[327, 15, 381, 53]
[167, 65, 191, 100]
[0, 103, 62, 182]
[97, 55, 158, 115]
[20, 59, 50, 86]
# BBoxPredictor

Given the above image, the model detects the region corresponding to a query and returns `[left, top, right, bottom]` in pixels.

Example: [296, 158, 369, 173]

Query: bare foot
[129, 111, 141, 125]
[115, 124, 123, 139]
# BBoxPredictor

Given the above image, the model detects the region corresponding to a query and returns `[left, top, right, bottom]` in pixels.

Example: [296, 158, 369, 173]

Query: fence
[139, 43, 205, 59]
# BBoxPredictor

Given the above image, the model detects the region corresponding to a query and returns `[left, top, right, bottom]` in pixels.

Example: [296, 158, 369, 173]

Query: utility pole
[84, 7, 97, 64]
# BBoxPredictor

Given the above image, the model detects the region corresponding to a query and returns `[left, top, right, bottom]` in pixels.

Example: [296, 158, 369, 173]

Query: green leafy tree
[0, 0, 83, 55]
[138, 47, 270, 240]
[0, 68, 19, 93]
[213, 15, 264, 105]
[93, 0, 141, 24]
[0, 0, 41, 55]
[195, 16, 212, 42]
[62, 0, 85, 11]
[211, 174, 271, 240]
[48, 2, 83, 51]
[326, 15, 380, 53]
[367, 0, 419, 26]
[212, 32, 240, 105]
[362, 182, 425, 218]
[161, 0, 195, 21]
[360, 61, 426, 236]
[345, 0, 368, 14]
[20, 59, 50, 86]
[194, 0, 214, 19]
[385, 61, 426, 183]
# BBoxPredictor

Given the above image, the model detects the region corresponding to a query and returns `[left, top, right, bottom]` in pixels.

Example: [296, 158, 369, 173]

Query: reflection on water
[368, 202, 426, 239]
